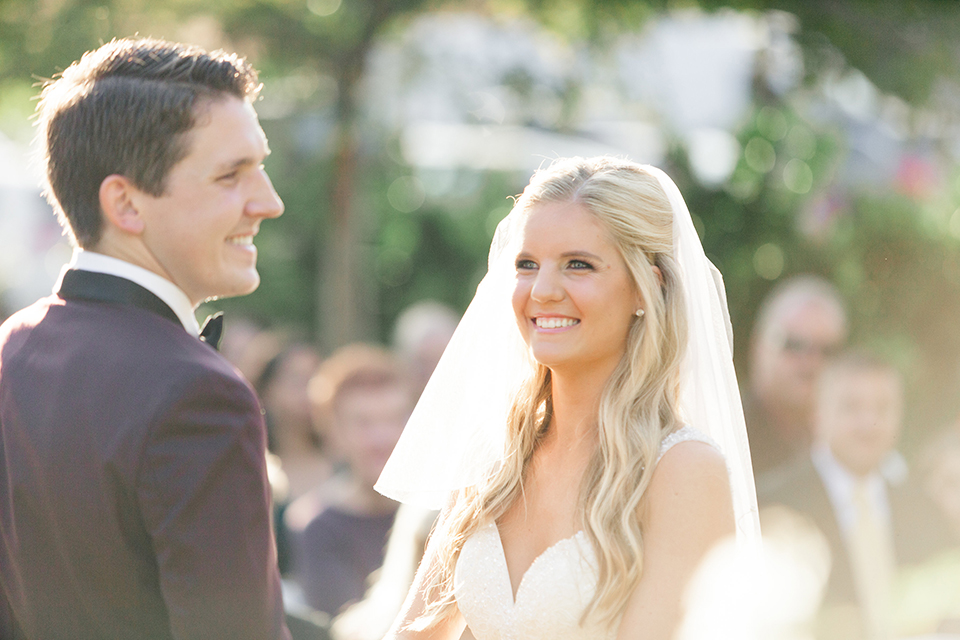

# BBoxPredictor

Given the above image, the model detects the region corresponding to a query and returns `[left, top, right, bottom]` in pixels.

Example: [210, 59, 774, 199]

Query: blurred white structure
[362, 11, 666, 173]
[617, 10, 762, 185]
[362, 9, 804, 188]
[0, 132, 68, 314]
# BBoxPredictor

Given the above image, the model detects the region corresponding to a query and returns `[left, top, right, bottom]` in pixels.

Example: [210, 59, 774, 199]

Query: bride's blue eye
[516, 259, 537, 270]
[568, 259, 593, 269]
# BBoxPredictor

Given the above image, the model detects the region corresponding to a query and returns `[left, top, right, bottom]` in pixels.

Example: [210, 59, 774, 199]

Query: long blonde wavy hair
[411, 157, 689, 631]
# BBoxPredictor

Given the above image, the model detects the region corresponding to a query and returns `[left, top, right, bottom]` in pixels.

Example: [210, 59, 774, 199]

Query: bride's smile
[533, 315, 580, 330]
[512, 200, 641, 375]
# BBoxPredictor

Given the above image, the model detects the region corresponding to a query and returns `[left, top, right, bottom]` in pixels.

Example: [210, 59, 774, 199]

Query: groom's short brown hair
[36, 38, 260, 248]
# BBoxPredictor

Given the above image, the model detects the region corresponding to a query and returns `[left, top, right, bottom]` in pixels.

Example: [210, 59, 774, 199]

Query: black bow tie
[199, 312, 224, 351]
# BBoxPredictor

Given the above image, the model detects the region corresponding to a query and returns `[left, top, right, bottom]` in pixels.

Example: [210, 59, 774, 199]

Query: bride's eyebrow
[513, 250, 607, 265]
[560, 250, 605, 263]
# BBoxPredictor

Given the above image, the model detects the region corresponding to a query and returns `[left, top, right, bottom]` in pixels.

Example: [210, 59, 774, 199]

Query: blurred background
[2, 0, 960, 455]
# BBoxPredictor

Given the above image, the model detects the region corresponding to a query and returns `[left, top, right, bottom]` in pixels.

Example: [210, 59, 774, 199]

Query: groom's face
[131, 95, 284, 305]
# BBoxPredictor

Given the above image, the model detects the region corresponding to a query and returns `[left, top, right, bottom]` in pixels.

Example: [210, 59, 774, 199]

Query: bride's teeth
[228, 236, 253, 245]
[536, 317, 578, 329]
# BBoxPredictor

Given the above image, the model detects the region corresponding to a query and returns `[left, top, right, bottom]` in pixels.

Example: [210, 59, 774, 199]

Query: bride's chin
[531, 354, 573, 372]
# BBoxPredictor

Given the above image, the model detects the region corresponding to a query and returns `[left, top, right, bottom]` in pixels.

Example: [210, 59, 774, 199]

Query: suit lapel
[803, 459, 860, 603]
[57, 269, 181, 326]
[784, 457, 859, 606]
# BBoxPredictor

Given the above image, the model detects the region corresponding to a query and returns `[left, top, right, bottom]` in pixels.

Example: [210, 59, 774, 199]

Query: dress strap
[657, 424, 720, 463]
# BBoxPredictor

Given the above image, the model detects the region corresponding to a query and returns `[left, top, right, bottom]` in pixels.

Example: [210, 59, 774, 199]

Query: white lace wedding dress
[453, 425, 716, 640]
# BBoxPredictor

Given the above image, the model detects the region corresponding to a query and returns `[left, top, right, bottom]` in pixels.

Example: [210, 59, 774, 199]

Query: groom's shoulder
[1, 293, 59, 328]
[2, 294, 248, 391]
[0, 294, 62, 358]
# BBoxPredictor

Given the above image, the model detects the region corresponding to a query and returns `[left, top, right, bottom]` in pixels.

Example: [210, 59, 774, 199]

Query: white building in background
[616, 10, 774, 186]
[361, 11, 622, 176]
[360, 9, 803, 187]
[0, 132, 70, 315]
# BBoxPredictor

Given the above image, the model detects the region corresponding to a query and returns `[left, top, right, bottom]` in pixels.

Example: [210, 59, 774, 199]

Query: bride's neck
[547, 367, 611, 445]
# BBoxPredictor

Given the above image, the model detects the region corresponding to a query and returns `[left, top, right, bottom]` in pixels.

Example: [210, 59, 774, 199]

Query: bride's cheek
[512, 287, 528, 327]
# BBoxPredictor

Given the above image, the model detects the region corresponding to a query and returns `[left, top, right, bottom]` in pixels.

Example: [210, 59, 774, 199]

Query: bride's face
[512, 200, 641, 377]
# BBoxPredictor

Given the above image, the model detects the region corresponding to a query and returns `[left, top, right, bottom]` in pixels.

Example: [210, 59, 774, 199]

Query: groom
[0, 39, 290, 639]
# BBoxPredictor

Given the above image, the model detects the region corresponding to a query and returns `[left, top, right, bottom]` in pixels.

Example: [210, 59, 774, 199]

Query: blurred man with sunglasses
[745, 275, 848, 475]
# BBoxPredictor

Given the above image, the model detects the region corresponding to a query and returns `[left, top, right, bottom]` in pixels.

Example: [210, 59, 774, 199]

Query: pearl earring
[634, 309, 645, 317]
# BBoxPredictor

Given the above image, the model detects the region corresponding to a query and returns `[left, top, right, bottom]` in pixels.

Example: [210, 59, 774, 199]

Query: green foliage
[372, 165, 524, 342]
[828, 192, 960, 446]
[515, 0, 663, 42]
[698, 0, 960, 105]
[668, 101, 841, 359]
[658, 94, 960, 440]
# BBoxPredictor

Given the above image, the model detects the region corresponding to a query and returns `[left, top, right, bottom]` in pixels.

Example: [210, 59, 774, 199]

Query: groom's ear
[99, 174, 145, 235]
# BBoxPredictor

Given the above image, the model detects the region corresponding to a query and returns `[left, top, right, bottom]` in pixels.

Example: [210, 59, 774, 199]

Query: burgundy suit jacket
[0, 273, 290, 640]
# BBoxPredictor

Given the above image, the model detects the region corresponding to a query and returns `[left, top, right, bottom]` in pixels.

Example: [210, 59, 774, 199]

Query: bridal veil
[376, 159, 762, 548]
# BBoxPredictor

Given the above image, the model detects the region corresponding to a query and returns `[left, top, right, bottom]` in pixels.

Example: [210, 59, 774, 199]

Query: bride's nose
[530, 266, 564, 302]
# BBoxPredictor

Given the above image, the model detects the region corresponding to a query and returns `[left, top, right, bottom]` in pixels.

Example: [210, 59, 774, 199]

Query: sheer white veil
[376, 158, 761, 547]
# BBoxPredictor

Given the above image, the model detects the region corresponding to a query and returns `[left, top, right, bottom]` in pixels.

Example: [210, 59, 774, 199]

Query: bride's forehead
[516, 202, 614, 247]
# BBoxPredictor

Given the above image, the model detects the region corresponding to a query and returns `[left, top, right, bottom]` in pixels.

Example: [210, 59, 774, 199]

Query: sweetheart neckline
[470, 429, 710, 607]
[488, 521, 587, 604]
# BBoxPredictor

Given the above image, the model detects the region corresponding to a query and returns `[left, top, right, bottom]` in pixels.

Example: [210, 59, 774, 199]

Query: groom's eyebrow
[213, 144, 272, 174]
[215, 155, 263, 173]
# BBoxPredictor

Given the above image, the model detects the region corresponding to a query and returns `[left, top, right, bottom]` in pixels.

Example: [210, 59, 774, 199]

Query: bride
[376, 157, 760, 639]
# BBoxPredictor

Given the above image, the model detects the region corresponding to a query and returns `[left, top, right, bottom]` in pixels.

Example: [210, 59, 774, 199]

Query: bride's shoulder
[646, 426, 733, 525]
[652, 425, 729, 493]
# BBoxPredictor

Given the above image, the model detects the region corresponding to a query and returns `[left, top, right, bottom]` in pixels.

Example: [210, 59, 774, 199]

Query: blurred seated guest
[759, 350, 954, 640]
[745, 275, 848, 475]
[257, 341, 328, 499]
[285, 344, 412, 616]
[391, 299, 459, 399]
[918, 423, 960, 543]
[330, 504, 439, 640]
[331, 505, 476, 640]
[256, 341, 326, 576]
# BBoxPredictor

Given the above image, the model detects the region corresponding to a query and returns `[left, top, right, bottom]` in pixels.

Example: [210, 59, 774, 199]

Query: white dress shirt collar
[811, 443, 891, 536]
[58, 249, 201, 337]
